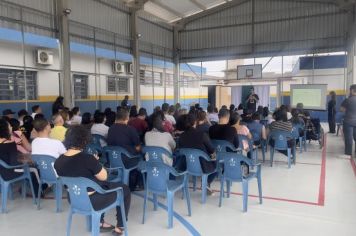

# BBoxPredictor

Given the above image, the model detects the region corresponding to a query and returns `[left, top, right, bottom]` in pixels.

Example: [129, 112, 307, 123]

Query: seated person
[230, 113, 252, 152]
[91, 112, 109, 146]
[31, 105, 42, 119]
[50, 114, 67, 142]
[290, 108, 305, 136]
[268, 109, 294, 156]
[247, 113, 267, 145]
[17, 109, 28, 126]
[144, 113, 176, 166]
[207, 105, 219, 124]
[70, 107, 82, 125]
[81, 112, 93, 130]
[177, 114, 216, 195]
[196, 110, 211, 134]
[9, 118, 31, 154]
[128, 108, 148, 141]
[209, 108, 239, 148]
[0, 118, 39, 196]
[32, 117, 66, 158]
[162, 103, 176, 126]
[54, 126, 131, 235]
[107, 109, 143, 191]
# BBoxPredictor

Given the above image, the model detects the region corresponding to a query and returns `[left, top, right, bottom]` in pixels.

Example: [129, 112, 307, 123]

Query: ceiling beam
[150, 0, 185, 18]
[189, 0, 207, 10]
[176, 0, 250, 26]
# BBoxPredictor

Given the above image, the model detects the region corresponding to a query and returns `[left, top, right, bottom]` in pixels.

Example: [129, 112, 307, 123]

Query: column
[130, 10, 141, 108]
[173, 27, 180, 104]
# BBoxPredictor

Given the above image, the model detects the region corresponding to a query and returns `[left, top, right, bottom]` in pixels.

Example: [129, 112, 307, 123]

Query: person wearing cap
[2, 109, 15, 119]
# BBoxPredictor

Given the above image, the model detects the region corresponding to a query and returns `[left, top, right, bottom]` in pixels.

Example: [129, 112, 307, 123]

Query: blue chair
[32, 155, 63, 212]
[0, 160, 36, 213]
[177, 148, 217, 204]
[238, 134, 259, 167]
[249, 130, 267, 162]
[268, 130, 296, 169]
[92, 134, 107, 147]
[211, 139, 240, 154]
[142, 162, 191, 229]
[85, 143, 107, 165]
[142, 146, 173, 163]
[103, 146, 140, 185]
[291, 124, 305, 153]
[60, 177, 128, 236]
[218, 152, 262, 212]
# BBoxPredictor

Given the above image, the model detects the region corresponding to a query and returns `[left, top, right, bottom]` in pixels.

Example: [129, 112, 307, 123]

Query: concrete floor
[1, 130, 356, 236]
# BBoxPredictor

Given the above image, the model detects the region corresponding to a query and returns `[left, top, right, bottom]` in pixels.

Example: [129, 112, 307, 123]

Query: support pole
[173, 27, 180, 104]
[130, 10, 141, 108]
[57, 0, 73, 108]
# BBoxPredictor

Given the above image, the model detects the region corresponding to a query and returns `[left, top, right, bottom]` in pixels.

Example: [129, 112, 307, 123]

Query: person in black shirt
[54, 125, 131, 235]
[177, 114, 216, 195]
[121, 95, 129, 108]
[245, 88, 259, 112]
[328, 91, 337, 133]
[340, 84, 356, 157]
[52, 96, 65, 115]
[107, 108, 143, 191]
[209, 108, 239, 148]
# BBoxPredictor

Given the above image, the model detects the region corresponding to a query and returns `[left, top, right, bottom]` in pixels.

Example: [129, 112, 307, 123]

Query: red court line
[272, 160, 321, 166]
[350, 157, 356, 178]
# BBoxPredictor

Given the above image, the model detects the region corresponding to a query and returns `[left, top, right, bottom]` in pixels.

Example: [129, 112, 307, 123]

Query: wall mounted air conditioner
[113, 61, 126, 74]
[36, 50, 53, 65]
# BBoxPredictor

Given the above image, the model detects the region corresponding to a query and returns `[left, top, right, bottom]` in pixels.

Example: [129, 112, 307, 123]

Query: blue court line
[133, 192, 201, 236]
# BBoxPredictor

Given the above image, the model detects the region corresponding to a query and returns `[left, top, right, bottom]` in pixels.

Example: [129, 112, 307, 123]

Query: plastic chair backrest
[145, 162, 170, 193]
[103, 146, 131, 169]
[85, 143, 101, 156]
[269, 130, 292, 150]
[32, 155, 57, 182]
[220, 152, 245, 181]
[237, 134, 253, 150]
[247, 122, 263, 142]
[211, 139, 236, 153]
[60, 177, 96, 213]
[92, 134, 106, 146]
[178, 148, 208, 176]
[142, 146, 172, 163]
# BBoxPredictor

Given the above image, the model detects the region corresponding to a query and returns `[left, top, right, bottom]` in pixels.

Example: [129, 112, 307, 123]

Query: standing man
[121, 95, 130, 108]
[245, 88, 259, 112]
[328, 91, 337, 133]
[340, 84, 356, 158]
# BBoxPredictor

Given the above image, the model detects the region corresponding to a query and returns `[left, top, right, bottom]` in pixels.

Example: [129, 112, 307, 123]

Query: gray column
[56, 0, 73, 108]
[131, 10, 141, 108]
[173, 27, 180, 104]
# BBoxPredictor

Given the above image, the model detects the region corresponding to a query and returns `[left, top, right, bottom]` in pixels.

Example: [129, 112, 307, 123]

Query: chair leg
[9, 183, 13, 200]
[86, 215, 92, 232]
[66, 211, 73, 236]
[262, 144, 266, 163]
[55, 183, 62, 212]
[91, 213, 100, 236]
[167, 192, 174, 229]
[21, 181, 26, 199]
[287, 149, 291, 169]
[27, 174, 36, 205]
[184, 180, 191, 216]
[123, 170, 130, 186]
[37, 182, 42, 210]
[192, 176, 197, 191]
[119, 196, 128, 236]
[299, 137, 303, 153]
[153, 193, 158, 211]
[1, 182, 9, 213]
[201, 175, 208, 204]
[257, 175, 263, 204]
[242, 180, 249, 212]
[142, 188, 148, 224]
[270, 148, 274, 167]
[219, 178, 224, 207]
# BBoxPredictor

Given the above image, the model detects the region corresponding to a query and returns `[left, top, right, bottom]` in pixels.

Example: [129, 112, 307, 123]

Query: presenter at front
[245, 88, 259, 112]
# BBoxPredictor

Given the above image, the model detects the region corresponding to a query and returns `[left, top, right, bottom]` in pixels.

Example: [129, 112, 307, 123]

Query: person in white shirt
[70, 106, 82, 125]
[144, 113, 176, 166]
[17, 109, 28, 126]
[31, 117, 66, 158]
[31, 105, 42, 119]
[91, 112, 109, 146]
[207, 105, 219, 123]
[162, 103, 176, 126]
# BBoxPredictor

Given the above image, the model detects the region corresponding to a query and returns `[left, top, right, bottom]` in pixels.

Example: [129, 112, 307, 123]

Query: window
[107, 76, 130, 93]
[166, 74, 174, 87]
[0, 69, 37, 100]
[140, 70, 163, 86]
[180, 76, 199, 88]
[73, 74, 88, 99]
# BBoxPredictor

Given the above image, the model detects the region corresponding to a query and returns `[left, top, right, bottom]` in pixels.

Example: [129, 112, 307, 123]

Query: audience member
[17, 109, 28, 126]
[107, 109, 143, 191]
[31, 105, 42, 119]
[21, 115, 34, 141]
[2, 109, 15, 119]
[52, 96, 64, 115]
[32, 118, 66, 158]
[9, 118, 31, 154]
[50, 114, 67, 142]
[54, 125, 131, 235]
[81, 112, 93, 130]
[196, 110, 211, 134]
[129, 105, 138, 118]
[177, 114, 216, 195]
[247, 113, 267, 145]
[105, 111, 116, 127]
[144, 113, 176, 166]
[207, 105, 219, 124]
[230, 113, 252, 151]
[91, 112, 109, 146]
[209, 108, 239, 148]
[128, 108, 148, 141]
[70, 107, 82, 125]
